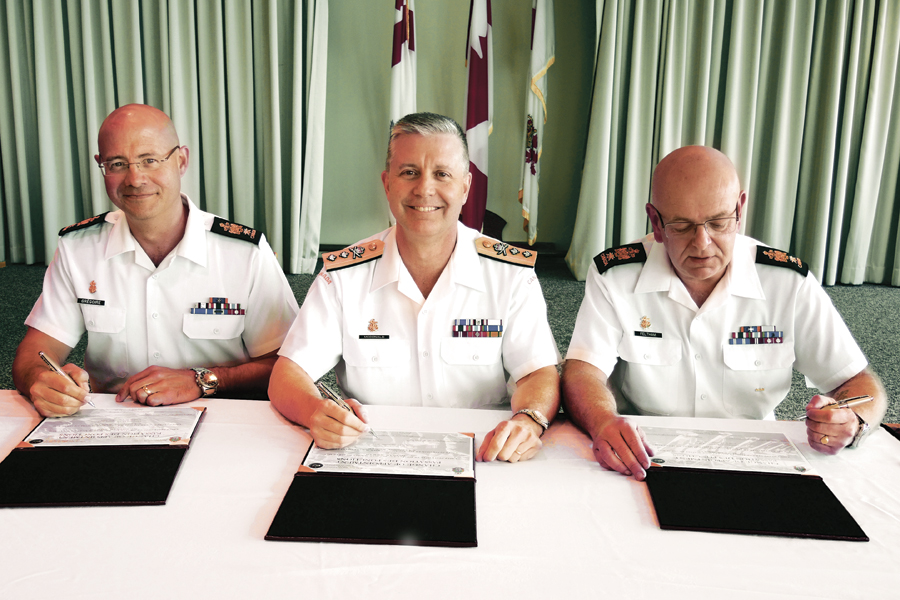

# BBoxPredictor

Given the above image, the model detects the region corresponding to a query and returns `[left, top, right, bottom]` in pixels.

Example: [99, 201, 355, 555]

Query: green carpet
[1, 257, 896, 422]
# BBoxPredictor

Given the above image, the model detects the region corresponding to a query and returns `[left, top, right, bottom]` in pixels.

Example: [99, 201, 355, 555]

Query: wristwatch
[848, 411, 871, 449]
[515, 408, 549, 435]
[191, 367, 219, 397]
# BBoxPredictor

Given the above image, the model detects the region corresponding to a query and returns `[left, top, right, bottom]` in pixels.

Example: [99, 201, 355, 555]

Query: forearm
[510, 365, 560, 424]
[826, 366, 887, 427]
[208, 350, 279, 399]
[268, 356, 327, 427]
[561, 359, 619, 438]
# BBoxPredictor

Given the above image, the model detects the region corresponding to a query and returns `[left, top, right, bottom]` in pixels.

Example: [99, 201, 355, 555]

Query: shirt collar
[103, 194, 206, 267]
[370, 222, 487, 298]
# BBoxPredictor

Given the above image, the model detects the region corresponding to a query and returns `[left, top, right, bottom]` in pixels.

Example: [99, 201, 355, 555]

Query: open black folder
[642, 427, 867, 542]
[0, 407, 204, 508]
[266, 431, 477, 547]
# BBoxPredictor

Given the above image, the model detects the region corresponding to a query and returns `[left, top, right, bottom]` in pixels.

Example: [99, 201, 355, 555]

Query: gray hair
[385, 112, 469, 172]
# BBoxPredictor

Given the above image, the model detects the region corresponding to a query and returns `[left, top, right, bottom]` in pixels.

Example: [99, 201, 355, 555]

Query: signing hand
[30, 363, 90, 418]
[308, 397, 369, 449]
[805, 394, 859, 455]
[115, 366, 205, 406]
[590, 416, 654, 481]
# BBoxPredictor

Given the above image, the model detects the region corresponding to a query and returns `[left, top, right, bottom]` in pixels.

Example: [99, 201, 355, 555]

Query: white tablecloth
[1, 391, 899, 599]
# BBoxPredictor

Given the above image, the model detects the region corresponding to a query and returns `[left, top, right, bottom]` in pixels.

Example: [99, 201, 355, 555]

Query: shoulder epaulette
[755, 245, 808, 277]
[59, 212, 109, 236]
[475, 237, 537, 268]
[594, 243, 646, 275]
[211, 217, 261, 245]
[323, 240, 384, 271]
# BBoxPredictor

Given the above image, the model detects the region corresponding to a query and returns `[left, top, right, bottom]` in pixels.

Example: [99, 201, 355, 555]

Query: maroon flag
[461, 0, 492, 231]
[390, 0, 416, 126]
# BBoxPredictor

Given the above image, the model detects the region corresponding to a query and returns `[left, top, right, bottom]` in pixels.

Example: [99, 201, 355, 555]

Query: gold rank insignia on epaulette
[475, 237, 537, 268]
[755, 245, 809, 277]
[593, 243, 646, 275]
[323, 240, 385, 271]
[211, 217, 261, 245]
[58, 212, 109, 236]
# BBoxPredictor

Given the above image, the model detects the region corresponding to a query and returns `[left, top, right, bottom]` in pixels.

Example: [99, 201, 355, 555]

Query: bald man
[13, 104, 299, 417]
[562, 146, 886, 480]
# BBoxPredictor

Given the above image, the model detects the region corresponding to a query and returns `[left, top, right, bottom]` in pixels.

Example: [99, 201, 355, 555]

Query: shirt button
[695, 353, 701, 360]
[89, 319, 96, 326]
[372, 356, 378, 363]
[426, 394, 433, 400]
[473, 354, 480, 361]
[153, 351, 161, 359]
[700, 393, 708, 400]
[422, 351, 429, 358]
[643, 354, 651, 360]
[213, 328, 220, 335]
[152, 274, 159, 280]
[151, 312, 159, 319]
[754, 360, 762, 366]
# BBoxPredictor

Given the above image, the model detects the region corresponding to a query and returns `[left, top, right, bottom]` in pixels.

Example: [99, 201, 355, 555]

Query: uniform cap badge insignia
[640, 316, 650, 329]
[368, 319, 378, 332]
[89, 280, 97, 294]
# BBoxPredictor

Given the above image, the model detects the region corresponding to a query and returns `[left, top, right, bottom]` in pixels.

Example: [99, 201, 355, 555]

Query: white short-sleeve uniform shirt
[25, 195, 300, 392]
[566, 234, 868, 419]
[279, 222, 560, 409]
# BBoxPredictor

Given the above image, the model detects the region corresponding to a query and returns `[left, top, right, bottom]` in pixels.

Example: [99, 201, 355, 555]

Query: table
[1, 391, 899, 599]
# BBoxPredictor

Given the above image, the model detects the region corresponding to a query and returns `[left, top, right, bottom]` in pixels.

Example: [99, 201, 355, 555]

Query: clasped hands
[307, 398, 544, 463]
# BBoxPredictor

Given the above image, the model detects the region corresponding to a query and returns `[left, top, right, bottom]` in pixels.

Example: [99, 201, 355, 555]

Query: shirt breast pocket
[183, 314, 246, 340]
[722, 342, 795, 418]
[440, 338, 503, 366]
[344, 339, 411, 368]
[81, 304, 126, 334]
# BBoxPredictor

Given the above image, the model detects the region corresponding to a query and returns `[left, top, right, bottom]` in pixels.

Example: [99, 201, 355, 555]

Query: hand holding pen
[315, 381, 378, 440]
[794, 395, 874, 421]
[33, 351, 94, 416]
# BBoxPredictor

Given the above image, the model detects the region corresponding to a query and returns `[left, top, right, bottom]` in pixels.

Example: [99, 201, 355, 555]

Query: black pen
[38, 351, 96, 407]
[315, 381, 377, 438]
[794, 395, 874, 421]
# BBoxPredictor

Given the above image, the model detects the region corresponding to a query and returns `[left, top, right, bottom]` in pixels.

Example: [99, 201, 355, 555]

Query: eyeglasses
[649, 204, 740, 239]
[98, 146, 181, 177]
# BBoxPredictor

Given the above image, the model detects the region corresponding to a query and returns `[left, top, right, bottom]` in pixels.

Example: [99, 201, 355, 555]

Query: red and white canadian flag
[390, 0, 416, 126]
[519, 0, 554, 245]
[461, 0, 492, 231]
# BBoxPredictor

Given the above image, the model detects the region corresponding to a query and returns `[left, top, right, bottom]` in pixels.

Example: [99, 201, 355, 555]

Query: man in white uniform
[563, 146, 886, 480]
[269, 112, 560, 463]
[13, 104, 299, 417]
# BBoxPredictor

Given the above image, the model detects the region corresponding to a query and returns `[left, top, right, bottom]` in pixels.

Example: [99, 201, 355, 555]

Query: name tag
[77, 298, 105, 306]
[634, 331, 661, 338]
[359, 335, 389, 339]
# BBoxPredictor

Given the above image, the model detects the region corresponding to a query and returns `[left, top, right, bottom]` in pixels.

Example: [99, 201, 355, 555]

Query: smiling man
[13, 104, 299, 417]
[562, 146, 886, 480]
[269, 112, 560, 463]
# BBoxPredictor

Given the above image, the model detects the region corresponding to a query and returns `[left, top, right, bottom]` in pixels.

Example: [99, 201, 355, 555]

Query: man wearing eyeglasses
[13, 104, 299, 417]
[562, 146, 886, 480]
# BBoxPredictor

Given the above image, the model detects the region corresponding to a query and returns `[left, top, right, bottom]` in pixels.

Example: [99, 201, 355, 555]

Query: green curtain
[567, 0, 900, 286]
[0, 0, 328, 274]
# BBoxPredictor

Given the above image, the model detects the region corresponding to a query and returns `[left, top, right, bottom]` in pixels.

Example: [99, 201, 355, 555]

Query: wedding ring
[142, 385, 154, 396]
[820, 435, 829, 445]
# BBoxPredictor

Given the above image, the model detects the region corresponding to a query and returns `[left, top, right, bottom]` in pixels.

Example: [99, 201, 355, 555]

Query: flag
[390, 0, 416, 126]
[461, 0, 492, 231]
[519, 0, 554, 245]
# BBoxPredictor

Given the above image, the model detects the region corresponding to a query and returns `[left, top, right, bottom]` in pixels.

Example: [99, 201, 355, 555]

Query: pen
[38, 351, 96, 407]
[794, 395, 874, 421]
[315, 381, 377, 438]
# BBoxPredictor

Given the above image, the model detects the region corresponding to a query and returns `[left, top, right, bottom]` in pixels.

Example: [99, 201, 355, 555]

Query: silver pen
[794, 395, 874, 421]
[315, 381, 377, 438]
[38, 351, 96, 407]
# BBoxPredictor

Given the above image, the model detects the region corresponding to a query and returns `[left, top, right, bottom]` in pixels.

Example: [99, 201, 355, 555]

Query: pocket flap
[440, 337, 503, 365]
[81, 305, 126, 334]
[723, 342, 795, 371]
[182, 314, 245, 340]
[344, 339, 410, 367]
[617, 336, 682, 366]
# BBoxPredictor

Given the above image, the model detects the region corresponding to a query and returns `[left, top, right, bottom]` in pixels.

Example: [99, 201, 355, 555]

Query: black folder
[0, 408, 204, 508]
[266, 435, 477, 547]
[645, 466, 868, 541]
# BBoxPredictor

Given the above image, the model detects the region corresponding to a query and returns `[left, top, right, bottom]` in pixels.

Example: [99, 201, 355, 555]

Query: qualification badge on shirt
[452, 319, 503, 338]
